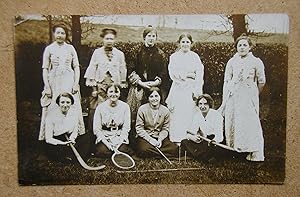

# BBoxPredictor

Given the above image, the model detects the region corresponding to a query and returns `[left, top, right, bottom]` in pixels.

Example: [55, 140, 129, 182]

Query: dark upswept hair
[142, 25, 157, 39]
[234, 33, 253, 48]
[100, 28, 117, 38]
[56, 92, 75, 105]
[144, 87, 163, 103]
[52, 24, 69, 40]
[177, 33, 193, 44]
[105, 83, 121, 94]
[194, 94, 215, 109]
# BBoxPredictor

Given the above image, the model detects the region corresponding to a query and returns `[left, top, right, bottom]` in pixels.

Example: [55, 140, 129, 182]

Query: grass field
[15, 18, 286, 185]
[17, 98, 285, 185]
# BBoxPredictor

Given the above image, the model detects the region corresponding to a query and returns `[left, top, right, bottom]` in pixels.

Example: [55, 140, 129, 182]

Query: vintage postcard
[15, 14, 288, 185]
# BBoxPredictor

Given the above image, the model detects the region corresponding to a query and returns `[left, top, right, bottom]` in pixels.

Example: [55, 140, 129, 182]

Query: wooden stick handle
[155, 147, 173, 165]
[198, 135, 239, 152]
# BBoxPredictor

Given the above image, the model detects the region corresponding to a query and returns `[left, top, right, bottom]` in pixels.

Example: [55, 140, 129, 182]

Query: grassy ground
[17, 99, 285, 185]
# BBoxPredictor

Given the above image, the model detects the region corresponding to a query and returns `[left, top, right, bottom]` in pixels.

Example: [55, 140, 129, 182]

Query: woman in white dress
[166, 33, 204, 145]
[219, 34, 266, 161]
[39, 24, 85, 141]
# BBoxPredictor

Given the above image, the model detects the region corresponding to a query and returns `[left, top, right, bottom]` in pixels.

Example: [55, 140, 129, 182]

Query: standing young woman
[93, 84, 133, 157]
[135, 87, 178, 158]
[39, 24, 85, 141]
[127, 25, 169, 138]
[84, 28, 127, 132]
[166, 33, 204, 145]
[219, 34, 266, 161]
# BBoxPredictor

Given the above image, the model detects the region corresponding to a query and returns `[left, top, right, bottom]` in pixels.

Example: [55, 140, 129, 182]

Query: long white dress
[166, 50, 204, 143]
[221, 52, 266, 161]
[39, 42, 85, 140]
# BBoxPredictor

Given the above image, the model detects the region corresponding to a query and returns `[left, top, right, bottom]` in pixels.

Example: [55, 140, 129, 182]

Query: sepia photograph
[15, 14, 288, 185]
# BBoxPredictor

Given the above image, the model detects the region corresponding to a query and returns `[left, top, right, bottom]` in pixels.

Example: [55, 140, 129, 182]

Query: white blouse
[188, 109, 224, 143]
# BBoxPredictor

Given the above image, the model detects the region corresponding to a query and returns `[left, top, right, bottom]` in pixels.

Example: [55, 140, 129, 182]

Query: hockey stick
[198, 135, 240, 152]
[65, 135, 105, 170]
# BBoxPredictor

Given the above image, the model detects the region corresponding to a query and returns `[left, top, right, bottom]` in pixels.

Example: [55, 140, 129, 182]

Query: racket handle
[155, 147, 173, 165]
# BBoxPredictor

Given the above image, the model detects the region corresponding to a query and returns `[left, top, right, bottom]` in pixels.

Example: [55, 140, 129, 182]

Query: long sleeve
[84, 49, 98, 86]
[42, 46, 50, 69]
[93, 105, 106, 143]
[135, 107, 153, 142]
[211, 112, 224, 142]
[168, 54, 184, 83]
[158, 110, 169, 141]
[222, 59, 234, 101]
[200, 111, 224, 143]
[45, 117, 63, 145]
[71, 45, 80, 68]
[194, 55, 204, 95]
[256, 58, 266, 84]
[187, 112, 205, 136]
[120, 104, 131, 144]
[119, 51, 127, 82]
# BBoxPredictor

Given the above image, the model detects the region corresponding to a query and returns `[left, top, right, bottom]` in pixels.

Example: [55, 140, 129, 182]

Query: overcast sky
[24, 14, 289, 33]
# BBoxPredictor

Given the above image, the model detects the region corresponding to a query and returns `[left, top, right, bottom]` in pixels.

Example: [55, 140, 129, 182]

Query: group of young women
[38, 24, 266, 164]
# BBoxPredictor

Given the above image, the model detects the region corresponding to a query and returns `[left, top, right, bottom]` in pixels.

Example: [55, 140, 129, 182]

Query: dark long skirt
[94, 142, 134, 158]
[180, 139, 241, 162]
[43, 132, 92, 162]
[135, 137, 178, 158]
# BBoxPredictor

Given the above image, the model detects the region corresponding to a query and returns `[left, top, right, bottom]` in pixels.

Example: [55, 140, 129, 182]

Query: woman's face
[237, 39, 251, 57]
[107, 86, 120, 103]
[59, 96, 72, 114]
[198, 97, 210, 114]
[179, 36, 192, 52]
[148, 90, 161, 107]
[103, 33, 115, 48]
[144, 31, 157, 47]
[54, 27, 66, 44]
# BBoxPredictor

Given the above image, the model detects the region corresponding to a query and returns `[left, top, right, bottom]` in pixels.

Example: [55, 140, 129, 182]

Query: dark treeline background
[15, 41, 287, 105]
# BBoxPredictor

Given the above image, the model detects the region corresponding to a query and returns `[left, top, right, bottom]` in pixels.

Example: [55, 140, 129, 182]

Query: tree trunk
[71, 15, 81, 50]
[48, 15, 52, 44]
[230, 14, 247, 41]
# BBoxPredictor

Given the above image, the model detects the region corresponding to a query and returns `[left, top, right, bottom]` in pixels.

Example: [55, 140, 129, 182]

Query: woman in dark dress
[127, 25, 169, 142]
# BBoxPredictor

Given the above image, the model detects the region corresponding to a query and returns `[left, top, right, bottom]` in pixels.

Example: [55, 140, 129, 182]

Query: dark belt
[101, 125, 123, 131]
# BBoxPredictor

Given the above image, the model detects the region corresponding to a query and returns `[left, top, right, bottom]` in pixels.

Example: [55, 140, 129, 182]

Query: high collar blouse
[84, 46, 127, 86]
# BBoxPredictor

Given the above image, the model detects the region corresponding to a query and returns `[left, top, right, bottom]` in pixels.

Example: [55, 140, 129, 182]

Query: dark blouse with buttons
[134, 45, 170, 92]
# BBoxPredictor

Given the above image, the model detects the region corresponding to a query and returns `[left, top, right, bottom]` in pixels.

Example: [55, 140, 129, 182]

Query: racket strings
[113, 153, 134, 169]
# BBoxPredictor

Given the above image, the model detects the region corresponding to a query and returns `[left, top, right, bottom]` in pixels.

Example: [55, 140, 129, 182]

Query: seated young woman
[93, 84, 133, 157]
[181, 94, 234, 162]
[43, 92, 91, 163]
[135, 87, 178, 158]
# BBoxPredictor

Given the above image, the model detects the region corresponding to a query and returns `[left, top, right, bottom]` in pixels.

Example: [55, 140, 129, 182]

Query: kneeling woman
[44, 92, 91, 162]
[93, 84, 133, 157]
[135, 87, 178, 158]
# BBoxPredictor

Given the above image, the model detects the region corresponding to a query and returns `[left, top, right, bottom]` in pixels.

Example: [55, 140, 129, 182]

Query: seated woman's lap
[135, 137, 178, 158]
[94, 142, 133, 157]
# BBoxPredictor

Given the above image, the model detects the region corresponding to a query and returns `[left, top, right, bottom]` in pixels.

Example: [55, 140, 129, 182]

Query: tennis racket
[111, 146, 135, 170]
